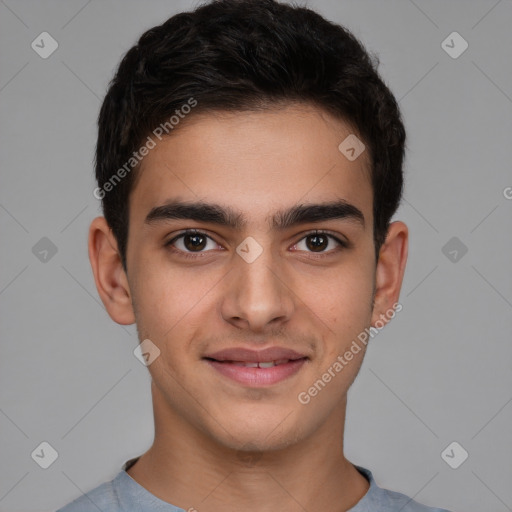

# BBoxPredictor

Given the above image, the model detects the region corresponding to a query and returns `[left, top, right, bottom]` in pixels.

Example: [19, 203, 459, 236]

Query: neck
[126, 383, 369, 512]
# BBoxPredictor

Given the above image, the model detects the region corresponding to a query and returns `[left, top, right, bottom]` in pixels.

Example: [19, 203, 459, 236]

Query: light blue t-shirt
[56, 457, 452, 512]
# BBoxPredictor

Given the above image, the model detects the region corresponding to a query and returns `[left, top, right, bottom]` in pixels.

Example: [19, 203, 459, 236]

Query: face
[90, 103, 408, 454]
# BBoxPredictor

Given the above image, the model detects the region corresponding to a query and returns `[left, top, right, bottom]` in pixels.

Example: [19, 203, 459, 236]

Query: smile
[230, 359, 290, 368]
[204, 357, 308, 386]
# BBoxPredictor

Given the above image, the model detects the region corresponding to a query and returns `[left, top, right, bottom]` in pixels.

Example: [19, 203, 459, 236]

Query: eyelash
[165, 229, 348, 260]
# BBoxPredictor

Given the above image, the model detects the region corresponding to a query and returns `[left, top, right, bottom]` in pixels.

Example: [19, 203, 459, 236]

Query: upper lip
[203, 347, 308, 363]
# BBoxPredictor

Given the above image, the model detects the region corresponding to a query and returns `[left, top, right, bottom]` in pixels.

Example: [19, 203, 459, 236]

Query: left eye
[292, 232, 345, 253]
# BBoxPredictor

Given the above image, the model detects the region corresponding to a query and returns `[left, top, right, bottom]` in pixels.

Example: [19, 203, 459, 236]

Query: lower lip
[205, 358, 307, 386]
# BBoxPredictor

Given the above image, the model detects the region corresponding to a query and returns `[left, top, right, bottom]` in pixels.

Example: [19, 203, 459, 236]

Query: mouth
[204, 357, 303, 367]
[203, 355, 309, 387]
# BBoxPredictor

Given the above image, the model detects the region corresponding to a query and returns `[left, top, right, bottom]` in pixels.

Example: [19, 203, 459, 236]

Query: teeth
[232, 361, 259, 367]
[230, 359, 290, 368]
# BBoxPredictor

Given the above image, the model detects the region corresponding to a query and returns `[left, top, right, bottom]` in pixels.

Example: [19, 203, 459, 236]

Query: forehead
[130, 104, 373, 227]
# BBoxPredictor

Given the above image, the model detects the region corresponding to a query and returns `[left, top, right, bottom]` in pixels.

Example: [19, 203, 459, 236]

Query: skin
[89, 103, 408, 512]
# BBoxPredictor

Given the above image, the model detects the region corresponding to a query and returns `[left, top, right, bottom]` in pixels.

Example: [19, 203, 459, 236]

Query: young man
[57, 1, 452, 510]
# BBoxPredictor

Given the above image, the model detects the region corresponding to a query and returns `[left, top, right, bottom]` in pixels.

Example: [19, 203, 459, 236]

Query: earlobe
[88, 216, 136, 325]
[370, 221, 408, 327]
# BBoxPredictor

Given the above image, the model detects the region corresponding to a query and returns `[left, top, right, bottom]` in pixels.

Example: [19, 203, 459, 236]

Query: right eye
[165, 229, 222, 257]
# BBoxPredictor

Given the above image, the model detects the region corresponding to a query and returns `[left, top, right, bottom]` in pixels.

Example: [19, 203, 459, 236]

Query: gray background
[0, 1, 511, 511]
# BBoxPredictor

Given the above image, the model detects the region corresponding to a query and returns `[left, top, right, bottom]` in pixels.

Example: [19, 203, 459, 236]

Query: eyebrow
[145, 199, 365, 230]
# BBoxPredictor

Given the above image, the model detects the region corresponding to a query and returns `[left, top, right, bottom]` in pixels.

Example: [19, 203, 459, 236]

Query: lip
[203, 347, 307, 363]
[205, 358, 308, 387]
[203, 347, 309, 387]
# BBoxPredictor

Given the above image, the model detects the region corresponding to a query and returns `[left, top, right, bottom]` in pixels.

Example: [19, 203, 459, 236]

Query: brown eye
[292, 231, 346, 255]
[183, 233, 207, 251]
[166, 230, 218, 255]
[305, 233, 329, 252]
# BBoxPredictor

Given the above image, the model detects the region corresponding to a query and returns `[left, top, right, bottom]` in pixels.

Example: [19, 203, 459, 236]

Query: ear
[370, 220, 408, 327]
[88, 216, 135, 325]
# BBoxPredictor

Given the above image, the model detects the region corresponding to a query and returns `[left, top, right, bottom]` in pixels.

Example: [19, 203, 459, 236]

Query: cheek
[304, 272, 373, 375]
[131, 259, 219, 344]
[299, 260, 374, 331]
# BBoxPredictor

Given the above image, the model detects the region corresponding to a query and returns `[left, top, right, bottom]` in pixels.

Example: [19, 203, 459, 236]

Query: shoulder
[377, 489, 453, 512]
[55, 460, 185, 512]
[55, 473, 122, 512]
[353, 465, 453, 512]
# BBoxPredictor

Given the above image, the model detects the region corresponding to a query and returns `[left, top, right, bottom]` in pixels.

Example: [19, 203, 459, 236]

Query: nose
[220, 243, 295, 333]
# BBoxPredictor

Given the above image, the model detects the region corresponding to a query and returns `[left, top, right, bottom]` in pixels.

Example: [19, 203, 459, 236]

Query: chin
[204, 412, 308, 455]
